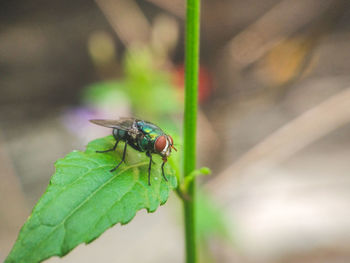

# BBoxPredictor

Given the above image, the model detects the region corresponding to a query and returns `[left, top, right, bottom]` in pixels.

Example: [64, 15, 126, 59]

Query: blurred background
[1, 0, 350, 262]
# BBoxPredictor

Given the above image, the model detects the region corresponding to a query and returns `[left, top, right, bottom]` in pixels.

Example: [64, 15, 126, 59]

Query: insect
[90, 118, 176, 185]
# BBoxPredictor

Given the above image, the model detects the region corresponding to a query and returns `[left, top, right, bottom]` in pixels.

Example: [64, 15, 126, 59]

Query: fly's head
[154, 135, 177, 160]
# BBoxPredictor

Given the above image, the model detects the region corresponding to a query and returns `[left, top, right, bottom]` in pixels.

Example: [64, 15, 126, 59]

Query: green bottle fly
[90, 118, 176, 185]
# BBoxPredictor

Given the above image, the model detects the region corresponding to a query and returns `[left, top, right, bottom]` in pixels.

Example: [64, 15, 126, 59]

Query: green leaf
[196, 190, 232, 263]
[6, 135, 177, 263]
[181, 167, 211, 192]
[196, 190, 231, 241]
[123, 48, 181, 119]
[82, 81, 128, 107]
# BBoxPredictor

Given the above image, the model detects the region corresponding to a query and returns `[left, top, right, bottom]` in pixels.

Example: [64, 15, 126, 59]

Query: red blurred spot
[173, 65, 212, 103]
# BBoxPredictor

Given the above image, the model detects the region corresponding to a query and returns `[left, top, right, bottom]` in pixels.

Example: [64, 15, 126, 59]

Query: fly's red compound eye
[155, 135, 167, 153]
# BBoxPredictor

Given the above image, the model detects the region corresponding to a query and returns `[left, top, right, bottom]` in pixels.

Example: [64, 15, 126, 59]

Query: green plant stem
[183, 0, 200, 262]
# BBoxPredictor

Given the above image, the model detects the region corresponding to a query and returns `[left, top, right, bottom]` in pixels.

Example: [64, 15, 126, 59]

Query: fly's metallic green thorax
[136, 120, 165, 152]
[89, 117, 176, 186]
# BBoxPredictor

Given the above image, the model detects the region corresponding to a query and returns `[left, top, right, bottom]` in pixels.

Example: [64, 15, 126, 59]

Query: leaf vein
[31, 162, 148, 256]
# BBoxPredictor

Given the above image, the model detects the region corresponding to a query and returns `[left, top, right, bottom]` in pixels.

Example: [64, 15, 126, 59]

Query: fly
[90, 118, 177, 185]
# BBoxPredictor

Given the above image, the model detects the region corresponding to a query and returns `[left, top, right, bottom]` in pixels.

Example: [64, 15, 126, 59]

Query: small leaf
[6, 136, 177, 263]
[196, 190, 231, 241]
[197, 190, 232, 263]
[189, 167, 211, 177]
[182, 167, 211, 192]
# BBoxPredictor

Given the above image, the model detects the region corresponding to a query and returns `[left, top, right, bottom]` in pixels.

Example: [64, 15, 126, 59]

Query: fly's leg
[110, 141, 128, 172]
[161, 160, 168, 182]
[96, 140, 119, 153]
[146, 152, 152, 186]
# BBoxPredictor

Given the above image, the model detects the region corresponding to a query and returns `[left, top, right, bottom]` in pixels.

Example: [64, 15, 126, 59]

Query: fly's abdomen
[113, 128, 127, 141]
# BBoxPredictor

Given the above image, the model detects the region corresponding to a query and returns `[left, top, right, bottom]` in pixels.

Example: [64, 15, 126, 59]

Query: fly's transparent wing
[89, 118, 136, 131]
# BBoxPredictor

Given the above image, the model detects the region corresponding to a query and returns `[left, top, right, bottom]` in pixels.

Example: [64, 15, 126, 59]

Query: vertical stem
[183, 0, 200, 262]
